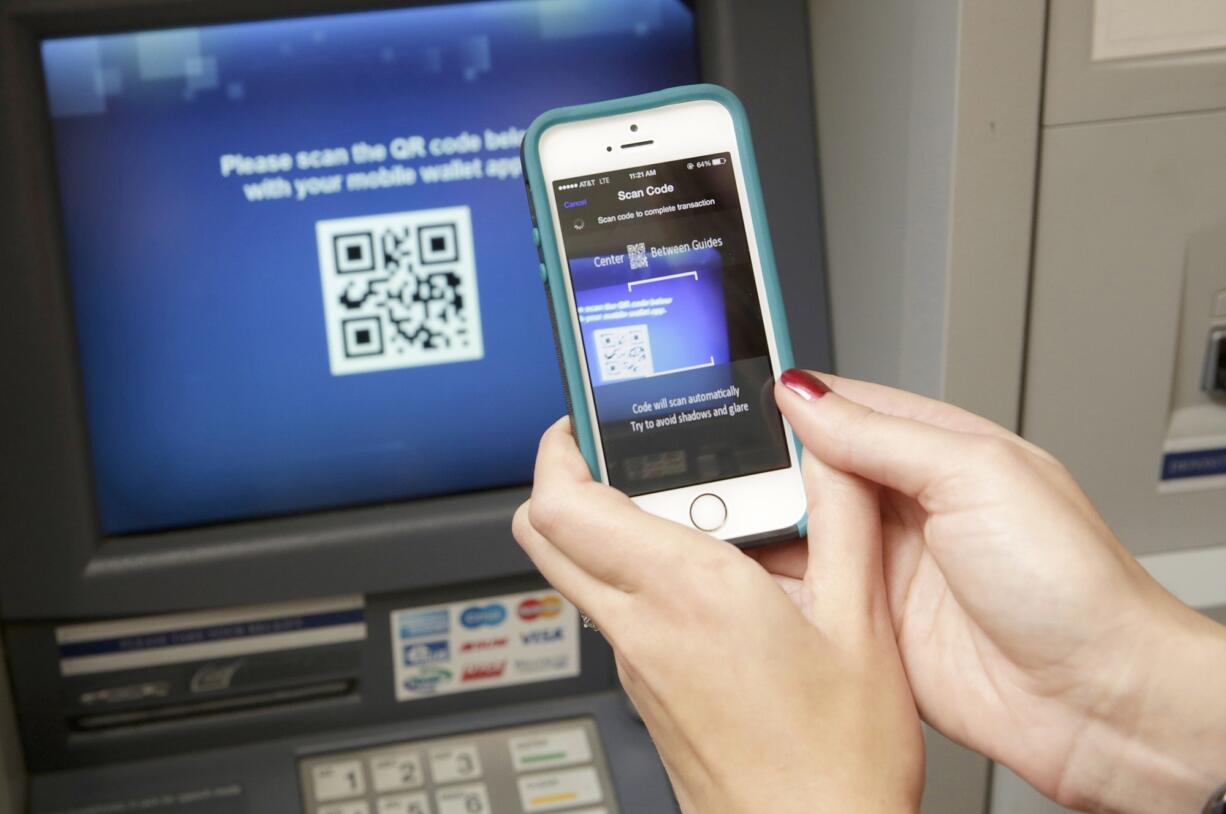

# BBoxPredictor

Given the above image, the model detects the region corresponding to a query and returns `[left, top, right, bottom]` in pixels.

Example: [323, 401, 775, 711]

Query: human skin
[757, 370, 1226, 814]
[512, 416, 925, 813]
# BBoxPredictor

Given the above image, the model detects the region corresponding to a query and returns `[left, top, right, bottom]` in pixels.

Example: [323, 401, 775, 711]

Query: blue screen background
[41, 0, 698, 535]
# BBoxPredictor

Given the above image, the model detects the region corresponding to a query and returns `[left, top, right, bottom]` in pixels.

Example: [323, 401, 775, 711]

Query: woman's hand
[756, 370, 1226, 814]
[512, 417, 924, 814]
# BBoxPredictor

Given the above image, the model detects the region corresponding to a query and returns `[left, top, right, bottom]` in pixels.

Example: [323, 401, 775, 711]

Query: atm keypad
[298, 717, 618, 814]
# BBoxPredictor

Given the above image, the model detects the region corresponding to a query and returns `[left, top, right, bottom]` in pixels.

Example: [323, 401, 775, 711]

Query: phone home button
[689, 493, 727, 532]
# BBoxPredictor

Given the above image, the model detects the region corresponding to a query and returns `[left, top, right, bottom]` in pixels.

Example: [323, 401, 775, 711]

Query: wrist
[1063, 601, 1226, 814]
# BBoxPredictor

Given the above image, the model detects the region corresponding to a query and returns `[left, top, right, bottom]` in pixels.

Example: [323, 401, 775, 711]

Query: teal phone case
[521, 83, 805, 545]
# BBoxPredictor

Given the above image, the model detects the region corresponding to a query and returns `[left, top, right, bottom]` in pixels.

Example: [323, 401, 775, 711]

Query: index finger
[814, 373, 1014, 439]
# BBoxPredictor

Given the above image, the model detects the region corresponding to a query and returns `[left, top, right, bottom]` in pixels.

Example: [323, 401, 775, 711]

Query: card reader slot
[69, 679, 354, 733]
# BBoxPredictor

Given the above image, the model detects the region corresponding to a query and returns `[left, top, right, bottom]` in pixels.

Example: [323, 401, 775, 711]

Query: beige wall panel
[811, 0, 1042, 428]
[1023, 113, 1226, 555]
[942, 0, 1045, 427]
[1046, 0, 1226, 127]
[810, 0, 955, 397]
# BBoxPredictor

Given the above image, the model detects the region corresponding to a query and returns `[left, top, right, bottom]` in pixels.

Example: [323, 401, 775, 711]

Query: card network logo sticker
[460, 638, 508, 652]
[397, 608, 449, 639]
[521, 628, 564, 646]
[404, 640, 450, 666]
[461, 662, 507, 682]
[460, 603, 507, 628]
[404, 666, 453, 693]
[517, 595, 563, 621]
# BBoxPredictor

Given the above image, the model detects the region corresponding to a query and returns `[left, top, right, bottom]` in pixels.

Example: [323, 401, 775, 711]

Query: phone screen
[552, 153, 791, 495]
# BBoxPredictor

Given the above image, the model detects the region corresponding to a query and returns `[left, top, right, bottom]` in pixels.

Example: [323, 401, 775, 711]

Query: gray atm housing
[0, 1, 832, 812]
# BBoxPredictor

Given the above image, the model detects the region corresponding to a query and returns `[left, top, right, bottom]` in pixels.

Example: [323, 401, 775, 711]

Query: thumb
[776, 369, 976, 503]
[802, 449, 891, 634]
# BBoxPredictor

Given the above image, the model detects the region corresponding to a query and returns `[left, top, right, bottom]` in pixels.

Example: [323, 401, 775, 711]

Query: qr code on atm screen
[316, 206, 483, 376]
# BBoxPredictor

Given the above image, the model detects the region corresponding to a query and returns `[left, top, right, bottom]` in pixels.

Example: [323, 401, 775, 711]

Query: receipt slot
[1160, 225, 1226, 487]
[1204, 328, 1226, 396]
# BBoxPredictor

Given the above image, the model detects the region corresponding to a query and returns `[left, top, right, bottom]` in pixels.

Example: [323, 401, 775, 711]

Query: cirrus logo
[404, 666, 452, 693]
[460, 603, 506, 628]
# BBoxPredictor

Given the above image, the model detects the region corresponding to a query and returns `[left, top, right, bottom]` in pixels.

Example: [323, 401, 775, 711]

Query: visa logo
[521, 628, 564, 645]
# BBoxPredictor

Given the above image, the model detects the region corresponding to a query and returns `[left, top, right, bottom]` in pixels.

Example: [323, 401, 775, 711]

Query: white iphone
[524, 87, 807, 544]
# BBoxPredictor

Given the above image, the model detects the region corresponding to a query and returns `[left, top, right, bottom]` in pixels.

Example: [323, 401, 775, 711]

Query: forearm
[1067, 606, 1226, 814]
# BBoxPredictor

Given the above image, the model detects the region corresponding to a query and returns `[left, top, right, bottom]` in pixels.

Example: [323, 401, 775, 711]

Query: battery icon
[712, 157, 727, 165]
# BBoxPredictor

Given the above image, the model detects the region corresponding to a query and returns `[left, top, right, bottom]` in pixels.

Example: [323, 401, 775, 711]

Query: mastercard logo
[517, 595, 562, 621]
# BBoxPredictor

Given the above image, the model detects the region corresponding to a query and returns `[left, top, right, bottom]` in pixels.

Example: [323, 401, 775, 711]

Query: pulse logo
[517, 595, 563, 621]
[521, 628, 563, 645]
[460, 603, 506, 628]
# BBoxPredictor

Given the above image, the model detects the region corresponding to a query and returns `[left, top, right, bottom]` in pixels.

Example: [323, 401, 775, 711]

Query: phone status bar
[554, 152, 730, 193]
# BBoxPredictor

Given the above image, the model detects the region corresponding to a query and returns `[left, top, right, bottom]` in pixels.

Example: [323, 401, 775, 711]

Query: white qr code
[316, 206, 483, 376]
[627, 242, 648, 270]
[593, 324, 654, 382]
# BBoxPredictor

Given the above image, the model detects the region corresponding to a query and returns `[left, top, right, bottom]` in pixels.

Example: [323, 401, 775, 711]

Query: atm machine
[0, 2, 831, 812]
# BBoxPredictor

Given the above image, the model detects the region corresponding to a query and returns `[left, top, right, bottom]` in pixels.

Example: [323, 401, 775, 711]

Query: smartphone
[522, 84, 806, 544]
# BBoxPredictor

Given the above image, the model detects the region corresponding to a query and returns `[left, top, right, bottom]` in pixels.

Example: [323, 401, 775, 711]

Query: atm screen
[39, 0, 698, 535]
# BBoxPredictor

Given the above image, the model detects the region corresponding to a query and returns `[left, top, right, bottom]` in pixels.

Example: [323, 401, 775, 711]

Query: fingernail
[780, 368, 830, 401]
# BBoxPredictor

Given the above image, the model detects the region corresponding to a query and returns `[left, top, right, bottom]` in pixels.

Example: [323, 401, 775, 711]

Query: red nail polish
[780, 368, 830, 401]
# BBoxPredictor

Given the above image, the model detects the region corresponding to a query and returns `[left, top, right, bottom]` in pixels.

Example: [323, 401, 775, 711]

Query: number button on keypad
[428, 744, 482, 784]
[371, 750, 425, 792]
[376, 791, 432, 814]
[312, 759, 366, 802]
[434, 783, 490, 814]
